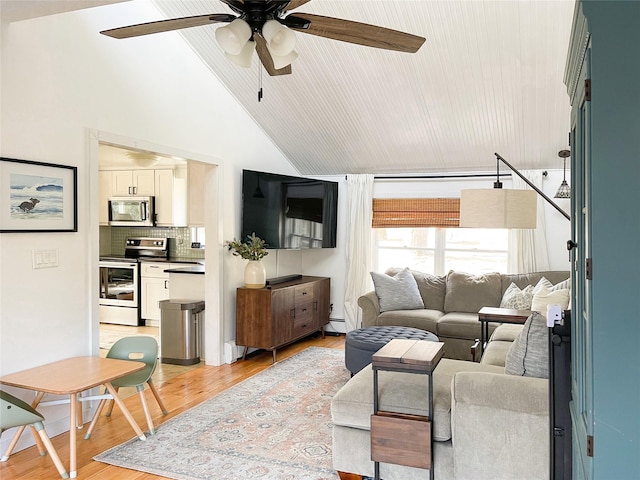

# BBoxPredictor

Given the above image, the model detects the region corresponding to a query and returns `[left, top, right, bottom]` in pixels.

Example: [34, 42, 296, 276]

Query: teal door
[569, 47, 593, 479]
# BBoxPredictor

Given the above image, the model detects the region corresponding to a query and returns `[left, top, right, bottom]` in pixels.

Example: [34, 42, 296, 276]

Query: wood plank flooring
[1, 334, 348, 480]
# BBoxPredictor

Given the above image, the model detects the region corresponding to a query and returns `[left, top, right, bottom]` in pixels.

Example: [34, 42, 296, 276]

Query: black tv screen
[241, 170, 338, 249]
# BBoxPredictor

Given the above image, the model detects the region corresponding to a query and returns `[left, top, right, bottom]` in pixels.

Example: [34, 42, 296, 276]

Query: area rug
[94, 347, 350, 480]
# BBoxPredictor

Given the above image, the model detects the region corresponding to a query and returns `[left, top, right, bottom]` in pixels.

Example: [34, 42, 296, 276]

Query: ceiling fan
[100, 0, 426, 76]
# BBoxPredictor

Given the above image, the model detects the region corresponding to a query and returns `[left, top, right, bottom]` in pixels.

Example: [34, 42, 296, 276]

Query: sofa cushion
[500, 282, 534, 310]
[371, 267, 424, 312]
[505, 312, 549, 378]
[437, 312, 482, 340]
[444, 271, 502, 313]
[331, 359, 505, 442]
[375, 309, 443, 333]
[489, 324, 523, 342]
[385, 268, 446, 311]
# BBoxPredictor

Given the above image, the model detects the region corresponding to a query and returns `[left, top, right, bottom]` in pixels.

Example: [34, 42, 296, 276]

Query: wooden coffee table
[370, 338, 445, 480]
[477, 307, 532, 357]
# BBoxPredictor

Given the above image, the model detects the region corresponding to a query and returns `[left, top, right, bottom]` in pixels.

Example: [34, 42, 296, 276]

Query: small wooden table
[370, 339, 445, 480]
[0, 356, 146, 478]
[478, 307, 532, 357]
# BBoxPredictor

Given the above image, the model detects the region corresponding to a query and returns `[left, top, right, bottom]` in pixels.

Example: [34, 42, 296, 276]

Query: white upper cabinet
[111, 170, 155, 196]
[155, 167, 187, 227]
[99, 167, 187, 227]
[188, 161, 206, 227]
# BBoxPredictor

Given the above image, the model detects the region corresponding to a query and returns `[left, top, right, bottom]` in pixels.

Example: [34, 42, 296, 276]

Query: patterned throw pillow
[371, 267, 425, 313]
[500, 282, 534, 310]
[505, 312, 549, 378]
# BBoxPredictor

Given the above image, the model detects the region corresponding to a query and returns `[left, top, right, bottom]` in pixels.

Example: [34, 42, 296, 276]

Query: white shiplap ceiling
[150, 0, 576, 175]
[4, 0, 576, 175]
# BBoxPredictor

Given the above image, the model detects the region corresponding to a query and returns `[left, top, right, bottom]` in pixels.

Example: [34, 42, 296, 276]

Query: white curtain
[343, 174, 374, 332]
[508, 170, 550, 273]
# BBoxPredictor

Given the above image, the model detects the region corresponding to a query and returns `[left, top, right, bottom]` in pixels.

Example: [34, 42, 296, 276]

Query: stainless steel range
[99, 237, 169, 326]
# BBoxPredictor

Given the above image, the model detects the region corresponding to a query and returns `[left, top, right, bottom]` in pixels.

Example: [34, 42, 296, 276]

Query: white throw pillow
[531, 285, 570, 314]
[371, 267, 425, 313]
[500, 282, 534, 310]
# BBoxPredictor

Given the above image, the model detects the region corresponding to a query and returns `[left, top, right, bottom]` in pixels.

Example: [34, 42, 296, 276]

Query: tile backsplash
[106, 226, 205, 260]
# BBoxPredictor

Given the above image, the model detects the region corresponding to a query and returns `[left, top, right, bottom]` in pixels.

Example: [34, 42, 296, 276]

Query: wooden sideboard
[236, 276, 331, 362]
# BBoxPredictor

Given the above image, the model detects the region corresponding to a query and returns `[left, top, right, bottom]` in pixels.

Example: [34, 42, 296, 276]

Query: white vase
[244, 260, 266, 289]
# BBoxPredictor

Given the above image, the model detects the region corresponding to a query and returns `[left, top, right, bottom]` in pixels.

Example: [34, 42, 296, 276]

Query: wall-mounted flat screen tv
[241, 169, 338, 249]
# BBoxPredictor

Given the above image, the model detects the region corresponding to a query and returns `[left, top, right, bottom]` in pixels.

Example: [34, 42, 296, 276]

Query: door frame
[87, 129, 226, 366]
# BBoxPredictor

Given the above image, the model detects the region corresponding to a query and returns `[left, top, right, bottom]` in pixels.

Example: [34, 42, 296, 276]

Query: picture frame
[0, 157, 78, 233]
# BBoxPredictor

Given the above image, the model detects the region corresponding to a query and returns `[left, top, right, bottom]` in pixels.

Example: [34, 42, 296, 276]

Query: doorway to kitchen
[89, 129, 224, 366]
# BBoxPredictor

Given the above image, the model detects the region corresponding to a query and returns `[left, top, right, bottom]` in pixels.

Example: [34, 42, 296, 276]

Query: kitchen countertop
[140, 257, 204, 264]
[164, 265, 205, 275]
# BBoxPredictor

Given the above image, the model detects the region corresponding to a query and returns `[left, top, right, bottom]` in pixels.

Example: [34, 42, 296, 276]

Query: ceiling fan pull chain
[258, 64, 263, 102]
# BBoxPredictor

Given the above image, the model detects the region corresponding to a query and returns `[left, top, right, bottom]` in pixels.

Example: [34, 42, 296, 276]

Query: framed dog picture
[0, 157, 78, 233]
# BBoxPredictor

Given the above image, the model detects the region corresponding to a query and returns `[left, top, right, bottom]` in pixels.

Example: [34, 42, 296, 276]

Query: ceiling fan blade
[100, 13, 236, 39]
[254, 33, 292, 76]
[285, 13, 425, 53]
[219, 0, 245, 15]
[284, 0, 311, 11]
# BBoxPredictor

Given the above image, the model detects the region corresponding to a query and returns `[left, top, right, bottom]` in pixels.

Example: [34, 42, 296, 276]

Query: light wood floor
[1, 334, 348, 480]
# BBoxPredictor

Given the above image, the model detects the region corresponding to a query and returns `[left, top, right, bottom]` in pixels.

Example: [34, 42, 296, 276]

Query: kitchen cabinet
[141, 261, 195, 326]
[98, 171, 112, 225]
[99, 167, 188, 227]
[111, 170, 155, 196]
[155, 168, 187, 227]
[235, 276, 330, 362]
[188, 161, 206, 227]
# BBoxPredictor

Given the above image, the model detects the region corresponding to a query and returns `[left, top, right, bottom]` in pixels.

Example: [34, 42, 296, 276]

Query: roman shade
[372, 198, 460, 228]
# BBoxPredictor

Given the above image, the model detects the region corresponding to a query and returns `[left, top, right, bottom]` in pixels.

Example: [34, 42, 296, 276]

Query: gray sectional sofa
[332, 320, 550, 480]
[358, 268, 570, 360]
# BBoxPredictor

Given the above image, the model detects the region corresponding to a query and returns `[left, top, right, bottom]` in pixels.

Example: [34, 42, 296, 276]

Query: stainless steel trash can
[159, 299, 205, 365]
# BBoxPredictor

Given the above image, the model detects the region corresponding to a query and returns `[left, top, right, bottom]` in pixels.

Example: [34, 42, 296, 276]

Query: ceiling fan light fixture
[226, 40, 255, 68]
[270, 49, 298, 69]
[215, 18, 252, 55]
[262, 19, 296, 56]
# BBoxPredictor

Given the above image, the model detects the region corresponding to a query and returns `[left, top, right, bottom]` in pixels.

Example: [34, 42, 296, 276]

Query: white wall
[0, 0, 298, 448]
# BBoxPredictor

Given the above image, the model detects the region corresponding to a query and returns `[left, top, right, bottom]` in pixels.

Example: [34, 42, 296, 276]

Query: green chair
[85, 336, 168, 438]
[1, 390, 69, 478]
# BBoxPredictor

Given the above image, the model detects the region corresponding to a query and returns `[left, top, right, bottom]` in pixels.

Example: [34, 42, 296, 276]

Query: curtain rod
[372, 173, 511, 180]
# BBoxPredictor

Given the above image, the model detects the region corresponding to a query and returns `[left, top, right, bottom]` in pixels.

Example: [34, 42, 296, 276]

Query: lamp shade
[460, 189, 537, 229]
[270, 49, 298, 69]
[225, 39, 255, 68]
[262, 20, 296, 56]
[215, 18, 252, 55]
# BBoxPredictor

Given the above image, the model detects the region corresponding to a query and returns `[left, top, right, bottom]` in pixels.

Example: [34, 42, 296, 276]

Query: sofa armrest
[358, 291, 380, 327]
[451, 372, 549, 479]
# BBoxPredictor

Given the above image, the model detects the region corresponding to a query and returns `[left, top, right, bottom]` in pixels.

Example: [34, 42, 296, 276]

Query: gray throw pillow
[371, 267, 425, 313]
[505, 312, 549, 378]
[385, 268, 446, 311]
[443, 271, 502, 313]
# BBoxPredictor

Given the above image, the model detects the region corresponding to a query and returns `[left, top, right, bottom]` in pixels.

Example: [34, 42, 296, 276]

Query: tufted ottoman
[345, 326, 439, 375]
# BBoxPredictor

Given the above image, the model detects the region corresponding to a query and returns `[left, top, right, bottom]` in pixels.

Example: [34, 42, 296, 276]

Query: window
[190, 227, 206, 249]
[371, 197, 508, 275]
[373, 227, 508, 276]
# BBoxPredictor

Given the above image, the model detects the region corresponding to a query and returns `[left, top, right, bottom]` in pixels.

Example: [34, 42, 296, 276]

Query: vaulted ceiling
[2, 0, 576, 175]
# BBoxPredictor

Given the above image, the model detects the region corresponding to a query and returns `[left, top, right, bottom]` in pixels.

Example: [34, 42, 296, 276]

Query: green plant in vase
[226, 233, 269, 288]
[225, 233, 269, 261]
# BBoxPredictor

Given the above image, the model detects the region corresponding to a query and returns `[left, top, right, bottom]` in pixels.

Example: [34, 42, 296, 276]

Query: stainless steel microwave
[108, 196, 155, 226]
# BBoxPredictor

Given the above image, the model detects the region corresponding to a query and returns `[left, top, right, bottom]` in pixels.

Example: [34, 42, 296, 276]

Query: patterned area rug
[94, 347, 350, 480]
